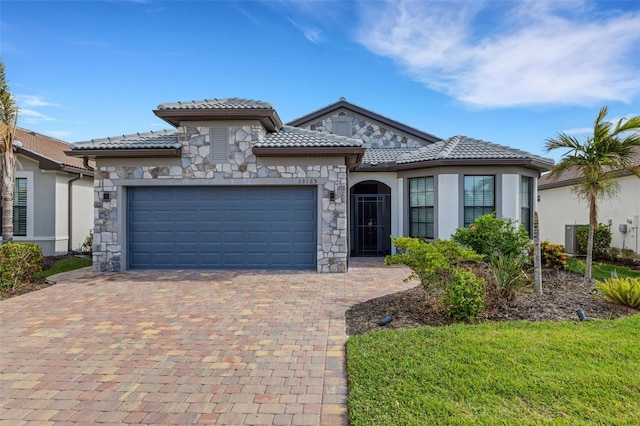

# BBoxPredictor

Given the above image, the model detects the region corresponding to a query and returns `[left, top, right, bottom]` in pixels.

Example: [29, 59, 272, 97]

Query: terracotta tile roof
[256, 125, 363, 148]
[539, 145, 640, 188]
[157, 98, 272, 111]
[71, 129, 181, 150]
[13, 127, 94, 172]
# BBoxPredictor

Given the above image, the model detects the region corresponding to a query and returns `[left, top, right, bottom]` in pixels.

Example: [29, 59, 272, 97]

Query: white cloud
[287, 18, 324, 44]
[355, 1, 640, 108]
[563, 127, 592, 135]
[19, 109, 56, 124]
[17, 94, 62, 107]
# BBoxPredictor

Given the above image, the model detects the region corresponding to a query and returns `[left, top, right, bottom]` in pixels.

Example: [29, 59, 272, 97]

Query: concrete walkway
[0, 259, 414, 425]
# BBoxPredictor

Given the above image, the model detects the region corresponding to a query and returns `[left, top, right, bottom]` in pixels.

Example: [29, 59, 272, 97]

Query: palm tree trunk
[585, 192, 597, 279]
[1, 147, 15, 243]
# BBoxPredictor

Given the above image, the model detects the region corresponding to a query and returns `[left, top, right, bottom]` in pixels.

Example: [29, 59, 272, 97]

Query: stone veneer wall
[93, 123, 348, 273]
[304, 113, 428, 149]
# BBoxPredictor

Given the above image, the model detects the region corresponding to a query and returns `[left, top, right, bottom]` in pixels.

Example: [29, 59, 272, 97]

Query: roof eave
[391, 158, 554, 172]
[16, 146, 94, 174]
[153, 108, 283, 132]
[65, 147, 182, 159]
[252, 146, 365, 171]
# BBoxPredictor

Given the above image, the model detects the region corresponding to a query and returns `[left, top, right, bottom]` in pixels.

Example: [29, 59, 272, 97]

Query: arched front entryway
[350, 180, 392, 256]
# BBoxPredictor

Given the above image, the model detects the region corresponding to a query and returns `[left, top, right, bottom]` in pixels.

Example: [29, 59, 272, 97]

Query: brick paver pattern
[0, 259, 414, 425]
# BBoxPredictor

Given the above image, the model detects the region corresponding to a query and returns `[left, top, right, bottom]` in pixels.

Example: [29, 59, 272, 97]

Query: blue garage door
[127, 186, 317, 270]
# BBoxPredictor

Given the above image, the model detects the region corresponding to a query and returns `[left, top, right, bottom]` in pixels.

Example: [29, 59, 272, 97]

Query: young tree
[545, 107, 640, 279]
[0, 62, 19, 243]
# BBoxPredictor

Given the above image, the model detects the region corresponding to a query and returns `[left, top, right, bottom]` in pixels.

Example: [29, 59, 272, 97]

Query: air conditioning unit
[565, 225, 586, 255]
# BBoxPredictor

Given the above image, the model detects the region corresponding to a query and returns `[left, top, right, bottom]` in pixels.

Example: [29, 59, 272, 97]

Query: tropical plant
[537, 240, 567, 269]
[0, 62, 18, 243]
[545, 106, 640, 279]
[490, 253, 531, 299]
[451, 213, 531, 262]
[595, 275, 640, 308]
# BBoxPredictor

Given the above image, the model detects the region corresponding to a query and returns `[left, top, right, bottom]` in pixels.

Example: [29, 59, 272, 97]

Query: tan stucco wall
[539, 175, 640, 253]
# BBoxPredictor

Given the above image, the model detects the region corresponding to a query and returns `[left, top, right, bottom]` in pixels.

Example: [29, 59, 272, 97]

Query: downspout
[67, 173, 83, 252]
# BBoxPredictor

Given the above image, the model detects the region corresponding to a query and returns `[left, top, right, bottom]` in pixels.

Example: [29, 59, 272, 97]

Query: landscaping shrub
[385, 237, 481, 296]
[619, 248, 640, 267]
[490, 254, 531, 299]
[0, 242, 44, 290]
[81, 229, 93, 254]
[538, 240, 567, 269]
[576, 224, 611, 260]
[452, 213, 531, 262]
[595, 275, 640, 308]
[441, 268, 486, 321]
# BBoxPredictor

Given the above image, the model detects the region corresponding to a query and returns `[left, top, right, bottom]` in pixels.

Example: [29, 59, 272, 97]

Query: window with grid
[521, 176, 532, 236]
[0, 178, 27, 236]
[409, 177, 434, 239]
[463, 175, 494, 227]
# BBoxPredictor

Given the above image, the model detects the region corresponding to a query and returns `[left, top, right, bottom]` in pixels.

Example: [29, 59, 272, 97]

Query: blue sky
[2, 0, 639, 161]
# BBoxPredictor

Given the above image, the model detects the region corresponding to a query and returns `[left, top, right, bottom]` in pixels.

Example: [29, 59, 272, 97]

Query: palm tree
[545, 106, 640, 279]
[1, 62, 19, 243]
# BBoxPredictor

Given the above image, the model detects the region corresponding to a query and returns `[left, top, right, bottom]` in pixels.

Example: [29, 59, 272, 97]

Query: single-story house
[0, 128, 94, 255]
[538, 146, 640, 254]
[68, 98, 553, 273]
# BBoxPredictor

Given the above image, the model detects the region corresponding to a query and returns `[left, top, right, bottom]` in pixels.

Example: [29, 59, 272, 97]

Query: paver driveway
[0, 259, 414, 425]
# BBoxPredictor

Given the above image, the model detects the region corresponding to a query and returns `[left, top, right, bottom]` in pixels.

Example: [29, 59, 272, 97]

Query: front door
[352, 194, 390, 256]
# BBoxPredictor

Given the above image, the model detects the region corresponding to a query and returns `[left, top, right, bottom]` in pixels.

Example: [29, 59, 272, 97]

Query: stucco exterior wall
[397, 166, 539, 237]
[6, 155, 92, 255]
[299, 108, 430, 149]
[71, 177, 94, 251]
[539, 175, 640, 253]
[92, 121, 349, 273]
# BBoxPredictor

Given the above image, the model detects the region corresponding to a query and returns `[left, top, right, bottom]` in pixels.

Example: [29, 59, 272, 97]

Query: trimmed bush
[452, 214, 531, 262]
[0, 242, 44, 290]
[385, 237, 481, 296]
[576, 224, 611, 260]
[441, 268, 486, 321]
[595, 276, 640, 308]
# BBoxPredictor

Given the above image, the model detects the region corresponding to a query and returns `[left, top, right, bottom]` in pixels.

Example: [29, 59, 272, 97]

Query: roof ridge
[437, 135, 461, 159]
[86, 128, 177, 144]
[157, 97, 272, 110]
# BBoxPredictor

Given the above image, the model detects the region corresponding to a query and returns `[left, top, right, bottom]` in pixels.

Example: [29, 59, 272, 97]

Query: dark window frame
[521, 176, 533, 236]
[463, 175, 495, 227]
[409, 176, 435, 239]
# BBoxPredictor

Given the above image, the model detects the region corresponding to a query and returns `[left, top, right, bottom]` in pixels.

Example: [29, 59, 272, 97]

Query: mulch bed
[346, 266, 639, 335]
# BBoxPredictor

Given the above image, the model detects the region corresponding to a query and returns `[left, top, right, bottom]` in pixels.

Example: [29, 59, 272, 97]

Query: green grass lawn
[35, 256, 92, 279]
[566, 257, 640, 281]
[347, 315, 640, 425]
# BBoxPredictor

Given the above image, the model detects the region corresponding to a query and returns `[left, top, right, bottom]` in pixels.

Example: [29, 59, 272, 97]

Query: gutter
[67, 173, 83, 252]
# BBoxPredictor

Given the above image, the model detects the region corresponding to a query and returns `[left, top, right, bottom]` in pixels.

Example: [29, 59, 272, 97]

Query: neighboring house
[0, 128, 95, 255]
[538, 146, 640, 254]
[68, 98, 553, 273]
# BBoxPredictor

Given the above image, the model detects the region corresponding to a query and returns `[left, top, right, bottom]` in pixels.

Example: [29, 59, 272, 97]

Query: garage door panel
[127, 186, 317, 270]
